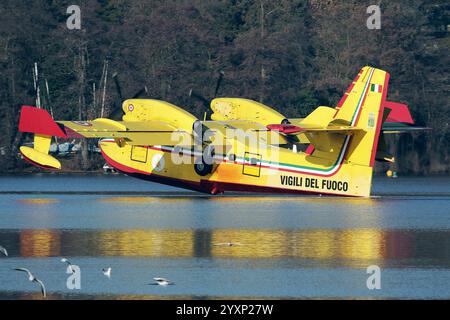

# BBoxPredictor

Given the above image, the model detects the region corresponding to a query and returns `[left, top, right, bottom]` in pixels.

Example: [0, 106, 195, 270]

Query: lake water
[0, 174, 449, 299]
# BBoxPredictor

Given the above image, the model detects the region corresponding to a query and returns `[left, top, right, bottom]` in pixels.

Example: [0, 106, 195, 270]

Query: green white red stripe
[371, 83, 382, 93]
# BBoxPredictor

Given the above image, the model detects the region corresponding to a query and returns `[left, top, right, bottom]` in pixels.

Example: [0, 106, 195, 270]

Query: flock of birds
[0, 240, 242, 298]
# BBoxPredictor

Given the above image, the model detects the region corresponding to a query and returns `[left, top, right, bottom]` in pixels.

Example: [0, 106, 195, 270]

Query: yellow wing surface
[18, 104, 283, 169]
[59, 119, 193, 146]
[18, 105, 195, 169]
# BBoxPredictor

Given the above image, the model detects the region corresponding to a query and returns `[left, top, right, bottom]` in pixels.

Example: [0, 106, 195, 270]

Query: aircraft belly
[99, 140, 202, 187]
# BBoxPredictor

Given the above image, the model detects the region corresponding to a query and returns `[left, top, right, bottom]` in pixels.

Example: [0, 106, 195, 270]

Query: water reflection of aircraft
[18, 198, 59, 205]
[20, 230, 61, 257]
[11, 228, 425, 265]
[18, 67, 428, 197]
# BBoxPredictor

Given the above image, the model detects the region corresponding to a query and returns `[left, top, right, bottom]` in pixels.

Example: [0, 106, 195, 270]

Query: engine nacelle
[210, 98, 287, 125]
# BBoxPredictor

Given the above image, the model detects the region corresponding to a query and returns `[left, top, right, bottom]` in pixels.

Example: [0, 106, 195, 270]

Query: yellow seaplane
[18, 67, 427, 197]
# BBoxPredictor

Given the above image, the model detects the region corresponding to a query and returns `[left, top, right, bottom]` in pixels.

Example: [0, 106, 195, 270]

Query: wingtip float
[17, 66, 430, 197]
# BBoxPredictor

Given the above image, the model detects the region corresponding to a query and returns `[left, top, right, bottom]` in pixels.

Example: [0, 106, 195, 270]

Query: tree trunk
[76, 39, 90, 170]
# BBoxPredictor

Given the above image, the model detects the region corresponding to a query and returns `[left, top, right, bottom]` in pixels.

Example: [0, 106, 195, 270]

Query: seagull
[213, 241, 243, 247]
[102, 267, 111, 279]
[14, 268, 46, 298]
[0, 245, 8, 257]
[150, 277, 174, 286]
[61, 258, 75, 273]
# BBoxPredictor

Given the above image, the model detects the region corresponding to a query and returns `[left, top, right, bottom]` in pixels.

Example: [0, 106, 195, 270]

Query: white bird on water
[151, 277, 174, 286]
[61, 258, 75, 273]
[14, 268, 46, 298]
[102, 267, 111, 279]
[0, 245, 8, 257]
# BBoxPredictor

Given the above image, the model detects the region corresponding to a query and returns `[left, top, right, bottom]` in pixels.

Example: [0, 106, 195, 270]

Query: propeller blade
[189, 89, 210, 107]
[132, 86, 148, 99]
[214, 70, 225, 97]
[112, 72, 123, 100]
[108, 101, 124, 120]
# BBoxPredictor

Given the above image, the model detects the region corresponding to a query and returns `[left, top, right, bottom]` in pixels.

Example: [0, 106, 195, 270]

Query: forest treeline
[0, 0, 448, 174]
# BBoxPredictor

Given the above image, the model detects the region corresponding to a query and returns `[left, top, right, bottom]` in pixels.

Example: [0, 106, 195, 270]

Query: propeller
[189, 70, 225, 153]
[189, 70, 225, 118]
[132, 86, 148, 99]
[109, 73, 148, 120]
[113, 72, 123, 101]
[214, 70, 225, 97]
[188, 89, 209, 109]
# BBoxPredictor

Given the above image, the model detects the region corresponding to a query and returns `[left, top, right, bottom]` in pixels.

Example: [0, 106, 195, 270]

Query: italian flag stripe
[371, 83, 382, 93]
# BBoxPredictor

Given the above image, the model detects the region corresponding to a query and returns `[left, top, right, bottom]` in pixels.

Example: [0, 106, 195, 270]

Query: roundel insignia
[151, 154, 165, 172]
[128, 104, 134, 112]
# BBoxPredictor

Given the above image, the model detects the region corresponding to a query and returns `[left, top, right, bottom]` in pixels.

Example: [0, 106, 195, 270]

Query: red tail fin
[18, 106, 67, 138]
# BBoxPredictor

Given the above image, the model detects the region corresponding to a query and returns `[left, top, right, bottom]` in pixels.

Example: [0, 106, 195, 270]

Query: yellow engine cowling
[122, 99, 198, 133]
[210, 98, 287, 126]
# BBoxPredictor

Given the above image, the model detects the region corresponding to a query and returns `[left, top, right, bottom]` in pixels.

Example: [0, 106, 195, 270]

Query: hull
[99, 139, 373, 197]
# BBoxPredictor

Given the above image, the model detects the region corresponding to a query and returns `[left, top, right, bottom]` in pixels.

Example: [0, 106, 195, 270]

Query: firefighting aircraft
[18, 66, 428, 197]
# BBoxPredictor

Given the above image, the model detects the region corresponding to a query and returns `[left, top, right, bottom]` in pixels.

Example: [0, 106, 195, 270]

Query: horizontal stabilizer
[384, 101, 414, 124]
[19, 146, 61, 170]
[284, 107, 365, 152]
[298, 125, 364, 134]
[288, 107, 365, 135]
[381, 122, 432, 133]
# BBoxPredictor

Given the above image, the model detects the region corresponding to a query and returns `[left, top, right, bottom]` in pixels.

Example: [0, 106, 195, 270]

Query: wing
[58, 119, 192, 146]
[153, 277, 169, 282]
[18, 106, 194, 169]
[14, 268, 33, 279]
[34, 279, 46, 298]
[0, 246, 7, 256]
